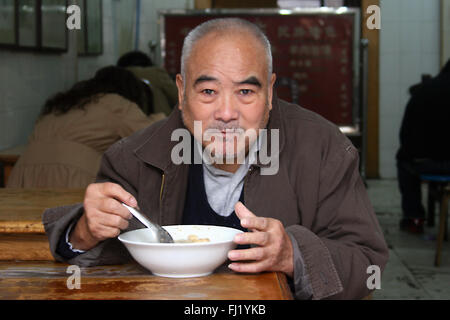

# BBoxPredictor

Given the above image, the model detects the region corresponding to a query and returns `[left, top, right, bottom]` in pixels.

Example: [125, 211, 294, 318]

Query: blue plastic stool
[420, 175, 450, 266]
[421, 175, 450, 183]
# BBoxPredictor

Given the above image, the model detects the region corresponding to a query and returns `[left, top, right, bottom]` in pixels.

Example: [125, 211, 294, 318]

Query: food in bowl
[175, 234, 210, 243]
[118, 225, 242, 278]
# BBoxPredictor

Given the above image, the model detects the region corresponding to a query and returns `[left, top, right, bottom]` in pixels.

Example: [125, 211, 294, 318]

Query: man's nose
[214, 95, 238, 122]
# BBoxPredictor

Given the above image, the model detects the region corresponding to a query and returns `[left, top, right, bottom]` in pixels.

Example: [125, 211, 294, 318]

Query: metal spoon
[121, 203, 174, 243]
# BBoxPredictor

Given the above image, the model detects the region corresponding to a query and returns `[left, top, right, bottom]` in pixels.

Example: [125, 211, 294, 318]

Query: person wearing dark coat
[396, 59, 450, 233]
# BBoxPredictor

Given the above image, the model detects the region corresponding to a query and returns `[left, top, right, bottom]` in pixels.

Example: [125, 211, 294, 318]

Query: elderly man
[43, 18, 388, 300]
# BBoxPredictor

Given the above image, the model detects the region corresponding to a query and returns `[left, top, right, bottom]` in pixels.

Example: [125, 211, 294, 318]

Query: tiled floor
[367, 179, 450, 300]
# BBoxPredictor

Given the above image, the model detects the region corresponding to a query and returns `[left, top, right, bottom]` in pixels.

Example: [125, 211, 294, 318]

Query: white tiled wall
[138, 0, 193, 65]
[0, 50, 75, 149]
[0, 0, 192, 150]
[379, 0, 440, 178]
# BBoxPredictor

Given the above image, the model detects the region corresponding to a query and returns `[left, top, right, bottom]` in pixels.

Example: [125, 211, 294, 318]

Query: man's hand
[228, 202, 294, 278]
[69, 182, 136, 251]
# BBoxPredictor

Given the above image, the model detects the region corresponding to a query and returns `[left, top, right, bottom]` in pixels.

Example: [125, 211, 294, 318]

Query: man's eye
[202, 89, 215, 95]
[239, 89, 253, 95]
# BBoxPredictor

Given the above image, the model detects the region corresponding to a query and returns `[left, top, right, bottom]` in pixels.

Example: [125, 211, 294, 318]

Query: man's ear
[175, 74, 184, 110]
[268, 73, 277, 110]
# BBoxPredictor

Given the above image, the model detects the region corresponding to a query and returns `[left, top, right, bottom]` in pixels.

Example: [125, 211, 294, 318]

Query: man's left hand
[228, 201, 294, 278]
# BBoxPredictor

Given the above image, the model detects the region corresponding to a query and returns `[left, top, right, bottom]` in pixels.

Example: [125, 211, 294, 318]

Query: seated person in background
[397, 59, 450, 234]
[7, 66, 165, 188]
[117, 51, 178, 116]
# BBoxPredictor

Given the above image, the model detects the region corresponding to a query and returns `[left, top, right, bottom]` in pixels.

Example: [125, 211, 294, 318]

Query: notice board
[160, 8, 360, 126]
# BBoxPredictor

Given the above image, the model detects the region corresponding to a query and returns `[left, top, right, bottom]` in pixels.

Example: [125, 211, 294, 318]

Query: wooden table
[0, 188, 85, 260]
[0, 189, 293, 300]
[0, 261, 293, 300]
[0, 188, 293, 300]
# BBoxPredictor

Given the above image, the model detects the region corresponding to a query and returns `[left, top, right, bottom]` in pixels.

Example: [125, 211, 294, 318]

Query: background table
[0, 261, 293, 300]
[0, 188, 84, 260]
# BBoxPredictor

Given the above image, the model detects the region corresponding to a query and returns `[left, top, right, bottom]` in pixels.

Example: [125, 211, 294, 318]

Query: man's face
[176, 31, 276, 162]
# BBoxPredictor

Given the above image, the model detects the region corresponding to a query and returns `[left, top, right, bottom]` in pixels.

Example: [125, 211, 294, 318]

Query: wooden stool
[421, 175, 450, 266]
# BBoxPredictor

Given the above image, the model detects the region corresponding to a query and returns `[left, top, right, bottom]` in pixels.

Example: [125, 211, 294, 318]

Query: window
[0, 0, 103, 55]
[0, 0, 67, 52]
[77, 0, 102, 55]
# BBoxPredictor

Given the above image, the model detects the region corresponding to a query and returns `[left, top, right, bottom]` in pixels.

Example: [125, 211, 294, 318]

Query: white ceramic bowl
[118, 225, 243, 278]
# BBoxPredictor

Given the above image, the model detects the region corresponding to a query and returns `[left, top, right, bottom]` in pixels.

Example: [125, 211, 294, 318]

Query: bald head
[180, 18, 273, 83]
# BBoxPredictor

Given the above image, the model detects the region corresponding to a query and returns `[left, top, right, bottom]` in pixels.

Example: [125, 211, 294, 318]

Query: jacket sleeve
[286, 143, 389, 300]
[42, 140, 138, 267]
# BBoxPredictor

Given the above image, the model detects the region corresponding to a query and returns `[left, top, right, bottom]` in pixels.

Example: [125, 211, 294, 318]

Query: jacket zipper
[243, 165, 255, 200]
[159, 173, 165, 204]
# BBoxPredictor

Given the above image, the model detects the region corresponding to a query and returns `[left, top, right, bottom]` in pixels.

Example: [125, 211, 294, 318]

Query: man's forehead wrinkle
[185, 34, 267, 87]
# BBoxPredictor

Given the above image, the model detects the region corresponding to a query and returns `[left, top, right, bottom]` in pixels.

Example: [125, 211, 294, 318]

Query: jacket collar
[254, 95, 286, 169]
[134, 94, 286, 172]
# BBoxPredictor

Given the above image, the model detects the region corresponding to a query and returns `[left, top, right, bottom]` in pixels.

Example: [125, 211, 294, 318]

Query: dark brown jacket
[43, 98, 389, 300]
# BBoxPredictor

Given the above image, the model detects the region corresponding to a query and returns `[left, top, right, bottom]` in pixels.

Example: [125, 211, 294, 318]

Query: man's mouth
[221, 129, 237, 134]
